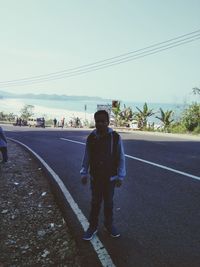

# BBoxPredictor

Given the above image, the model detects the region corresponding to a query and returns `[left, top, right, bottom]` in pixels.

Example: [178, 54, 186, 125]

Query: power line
[1, 32, 200, 86]
[2, 35, 200, 88]
[1, 29, 200, 87]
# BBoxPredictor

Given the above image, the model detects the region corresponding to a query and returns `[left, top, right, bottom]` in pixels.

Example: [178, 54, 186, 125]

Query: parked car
[129, 120, 139, 130]
[36, 117, 45, 128]
[28, 117, 45, 128]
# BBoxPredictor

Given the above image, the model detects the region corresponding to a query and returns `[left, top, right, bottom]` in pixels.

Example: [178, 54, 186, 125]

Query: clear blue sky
[0, 0, 199, 103]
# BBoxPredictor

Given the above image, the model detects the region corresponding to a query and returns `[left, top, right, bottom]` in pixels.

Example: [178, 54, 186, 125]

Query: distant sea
[0, 97, 186, 123]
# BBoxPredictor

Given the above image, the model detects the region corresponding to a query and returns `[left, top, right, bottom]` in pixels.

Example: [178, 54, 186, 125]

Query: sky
[0, 0, 200, 104]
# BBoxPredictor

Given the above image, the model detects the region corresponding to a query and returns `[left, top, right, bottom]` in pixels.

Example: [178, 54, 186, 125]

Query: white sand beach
[0, 98, 94, 123]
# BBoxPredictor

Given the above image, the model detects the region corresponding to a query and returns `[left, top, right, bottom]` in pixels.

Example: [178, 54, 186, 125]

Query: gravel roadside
[0, 140, 81, 267]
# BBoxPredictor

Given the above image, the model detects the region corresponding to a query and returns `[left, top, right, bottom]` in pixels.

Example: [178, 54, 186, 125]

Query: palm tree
[135, 102, 154, 129]
[119, 106, 134, 126]
[156, 108, 174, 131]
[112, 101, 121, 126]
[192, 87, 200, 95]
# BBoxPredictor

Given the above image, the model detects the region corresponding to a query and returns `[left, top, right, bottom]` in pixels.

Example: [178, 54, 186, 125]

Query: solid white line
[60, 137, 200, 182]
[9, 138, 116, 267]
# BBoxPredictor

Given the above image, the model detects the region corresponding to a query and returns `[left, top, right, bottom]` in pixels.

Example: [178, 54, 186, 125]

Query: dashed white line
[60, 137, 200, 182]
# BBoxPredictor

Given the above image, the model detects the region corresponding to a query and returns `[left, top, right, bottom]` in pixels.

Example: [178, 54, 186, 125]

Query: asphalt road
[4, 125, 200, 267]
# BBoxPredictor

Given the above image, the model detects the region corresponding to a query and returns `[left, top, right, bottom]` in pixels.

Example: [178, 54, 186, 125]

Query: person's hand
[81, 176, 88, 185]
[115, 179, 122, 187]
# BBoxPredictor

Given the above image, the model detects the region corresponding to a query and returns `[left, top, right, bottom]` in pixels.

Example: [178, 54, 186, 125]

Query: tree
[0, 111, 15, 121]
[112, 102, 135, 127]
[7, 112, 16, 121]
[20, 105, 34, 120]
[135, 102, 154, 129]
[119, 106, 134, 126]
[0, 111, 6, 121]
[181, 103, 200, 132]
[156, 108, 174, 131]
[112, 101, 121, 126]
[192, 87, 200, 95]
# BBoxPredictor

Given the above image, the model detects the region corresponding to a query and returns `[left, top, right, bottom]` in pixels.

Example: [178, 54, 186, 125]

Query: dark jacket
[0, 127, 7, 148]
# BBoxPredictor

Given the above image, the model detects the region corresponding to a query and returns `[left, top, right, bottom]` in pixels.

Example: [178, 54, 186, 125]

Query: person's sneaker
[83, 227, 97, 241]
[104, 225, 120, 238]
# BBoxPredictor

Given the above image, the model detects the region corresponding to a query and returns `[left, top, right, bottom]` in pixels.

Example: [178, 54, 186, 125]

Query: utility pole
[84, 104, 87, 121]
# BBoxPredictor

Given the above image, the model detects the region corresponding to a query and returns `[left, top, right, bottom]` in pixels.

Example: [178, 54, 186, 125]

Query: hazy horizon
[0, 89, 193, 105]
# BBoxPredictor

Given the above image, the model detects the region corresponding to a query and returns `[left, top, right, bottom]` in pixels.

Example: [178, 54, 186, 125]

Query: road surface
[4, 125, 200, 267]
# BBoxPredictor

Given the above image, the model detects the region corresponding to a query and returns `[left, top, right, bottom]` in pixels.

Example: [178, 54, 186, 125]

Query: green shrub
[181, 103, 200, 131]
[45, 119, 53, 126]
[169, 123, 187, 134]
[193, 125, 200, 134]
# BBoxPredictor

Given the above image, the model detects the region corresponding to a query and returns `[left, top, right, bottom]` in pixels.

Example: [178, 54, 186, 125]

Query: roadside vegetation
[111, 88, 199, 134]
[0, 89, 199, 134]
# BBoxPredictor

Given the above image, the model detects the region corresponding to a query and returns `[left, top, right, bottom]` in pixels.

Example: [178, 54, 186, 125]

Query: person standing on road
[53, 118, 57, 128]
[80, 110, 126, 241]
[61, 117, 65, 128]
[0, 126, 8, 163]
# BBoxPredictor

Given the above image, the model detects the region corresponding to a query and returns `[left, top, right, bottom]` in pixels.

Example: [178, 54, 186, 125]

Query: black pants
[89, 177, 116, 229]
[0, 147, 8, 162]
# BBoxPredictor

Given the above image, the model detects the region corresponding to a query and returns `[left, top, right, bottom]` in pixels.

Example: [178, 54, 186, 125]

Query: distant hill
[0, 90, 111, 102]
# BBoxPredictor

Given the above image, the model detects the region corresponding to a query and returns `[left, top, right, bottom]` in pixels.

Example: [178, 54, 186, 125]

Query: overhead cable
[0, 29, 200, 87]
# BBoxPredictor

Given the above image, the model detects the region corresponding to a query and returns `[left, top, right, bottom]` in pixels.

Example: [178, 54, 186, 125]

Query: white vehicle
[27, 118, 37, 127]
[129, 120, 139, 130]
[28, 117, 45, 127]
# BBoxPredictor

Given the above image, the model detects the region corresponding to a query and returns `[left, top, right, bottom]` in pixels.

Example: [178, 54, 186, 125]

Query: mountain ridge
[0, 90, 111, 102]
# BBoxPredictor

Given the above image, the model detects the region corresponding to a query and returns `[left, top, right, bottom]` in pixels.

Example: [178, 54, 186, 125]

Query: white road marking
[60, 138, 86, 145]
[9, 138, 116, 267]
[60, 137, 200, 182]
[125, 154, 200, 181]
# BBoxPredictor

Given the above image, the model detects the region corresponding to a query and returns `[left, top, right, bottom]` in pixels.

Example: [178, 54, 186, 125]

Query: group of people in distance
[53, 117, 81, 128]
[53, 118, 65, 128]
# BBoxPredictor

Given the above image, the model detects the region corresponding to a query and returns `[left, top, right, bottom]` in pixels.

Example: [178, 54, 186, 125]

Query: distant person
[53, 118, 57, 128]
[41, 117, 45, 128]
[69, 119, 73, 127]
[80, 110, 126, 241]
[22, 119, 26, 126]
[75, 117, 81, 128]
[18, 118, 22, 126]
[61, 117, 65, 128]
[0, 126, 8, 163]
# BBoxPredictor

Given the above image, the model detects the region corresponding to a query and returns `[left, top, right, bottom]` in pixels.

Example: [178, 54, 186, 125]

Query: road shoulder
[0, 140, 81, 266]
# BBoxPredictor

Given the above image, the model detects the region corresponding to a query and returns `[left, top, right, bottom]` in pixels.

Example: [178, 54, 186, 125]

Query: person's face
[95, 114, 109, 134]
